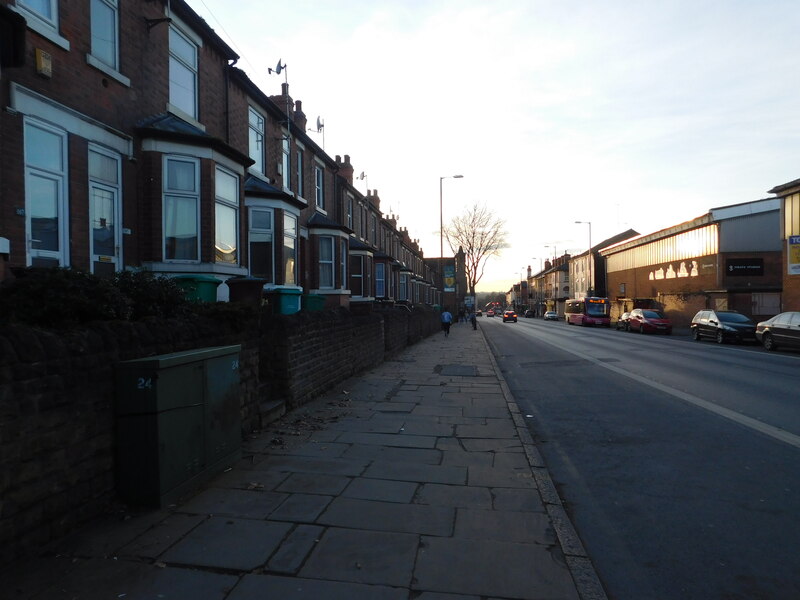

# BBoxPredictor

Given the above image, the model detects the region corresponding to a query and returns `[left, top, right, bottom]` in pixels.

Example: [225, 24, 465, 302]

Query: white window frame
[88, 144, 122, 272]
[375, 262, 385, 298]
[89, 0, 119, 72]
[163, 155, 200, 262]
[399, 273, 409, 301]
[340, 238, 348, 289]
[319, 236, 334, 289]
[248, 107, 265, 175]
[248, 207, 274, 282]
[283, 212, 297, 285]
[296, 147, 304, 198]
[215, 166, 239, 265]
[346, 193, 353, 230]
[351, 254, 364, 297]
[169, 25, 198, 120]
[24, 117, 69, 267]
[315, 164, 324, 210]
[14, 0, 69, 49]
[281, 134, 291, 192]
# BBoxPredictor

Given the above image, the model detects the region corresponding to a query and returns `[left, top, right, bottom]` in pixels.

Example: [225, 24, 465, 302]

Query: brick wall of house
[0, 306, 438, 563]
[0, 110, 26, 272]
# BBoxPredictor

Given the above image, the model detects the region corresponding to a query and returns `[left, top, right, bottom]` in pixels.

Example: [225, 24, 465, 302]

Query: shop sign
[789, 236, 800, 275]
[726, 258, 763, 276]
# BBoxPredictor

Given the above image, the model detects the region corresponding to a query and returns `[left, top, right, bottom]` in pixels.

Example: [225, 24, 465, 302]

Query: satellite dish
[316, 116, 324, 131]
[268, 59, 285, 75]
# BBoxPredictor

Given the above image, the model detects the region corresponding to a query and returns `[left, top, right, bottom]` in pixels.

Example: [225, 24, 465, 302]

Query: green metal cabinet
[115, 345, 241, 506]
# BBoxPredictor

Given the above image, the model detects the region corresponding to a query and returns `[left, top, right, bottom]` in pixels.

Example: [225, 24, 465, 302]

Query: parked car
[503, 310, 518, 323]
[755, 311, 800, 351]
[615, 312, 630, 331]
[476, 310, 482, 317]
[543, 311, 559, 321]
[628, 308, 672, 334]
[524, 309, 535, 318]
[691, 309, 757, 344]
[487, 310, 495, 317]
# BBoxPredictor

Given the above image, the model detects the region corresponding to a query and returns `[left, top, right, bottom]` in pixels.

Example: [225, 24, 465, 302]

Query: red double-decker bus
[565, 297, 611, 327]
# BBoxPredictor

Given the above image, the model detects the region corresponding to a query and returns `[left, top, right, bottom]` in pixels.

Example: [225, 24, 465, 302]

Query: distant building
[570, 228, 639, 299]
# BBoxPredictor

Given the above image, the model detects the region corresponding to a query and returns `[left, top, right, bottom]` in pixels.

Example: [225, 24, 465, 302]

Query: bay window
[350, 255, 363, 297]
[163, 156, 199, 261]
[214, 167, 238, 264]
[249, 208, 274, 282]
[319, 236, 334, 289]
[283, 213, 297, 285]
[375, 262, 385, 298]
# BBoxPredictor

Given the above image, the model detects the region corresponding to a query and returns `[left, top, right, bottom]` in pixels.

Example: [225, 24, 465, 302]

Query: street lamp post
[439, 174, 463, 301]
[544, 245, 556, 310]
[575, 221, 593, 296]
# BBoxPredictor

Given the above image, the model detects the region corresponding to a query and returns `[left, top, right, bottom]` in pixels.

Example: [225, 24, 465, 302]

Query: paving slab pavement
[2, 319, 607, 600]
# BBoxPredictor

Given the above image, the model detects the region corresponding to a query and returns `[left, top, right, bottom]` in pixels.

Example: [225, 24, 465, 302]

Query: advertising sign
[725, 258, 764, 277]
[444, 264, 456, 292]
[789, 236, 800, 275]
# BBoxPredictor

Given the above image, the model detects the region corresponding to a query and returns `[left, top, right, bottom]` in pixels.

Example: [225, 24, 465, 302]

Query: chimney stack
[293, 99, 307, 130]
[369, 189, 380, 210]
[269, 83, 294, 125]
[337, 154, 354, 185]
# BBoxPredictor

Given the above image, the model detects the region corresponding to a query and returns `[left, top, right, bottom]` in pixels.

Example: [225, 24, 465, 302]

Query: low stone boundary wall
[0, 305, 438, 563]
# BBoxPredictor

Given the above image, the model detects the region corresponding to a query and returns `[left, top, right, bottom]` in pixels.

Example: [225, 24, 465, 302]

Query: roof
[172, 0, 238, 62]
[228, 68, 338, 169]
[349, 238, 374, 251]
[137, 113, 252, 167]
[767, 177, 800, 196]
[710, 197, 780, 221]
[600, 215, 711, 255]
[307, 212, 352, 233]
[602, 197, 780, 256]
[244, 175, 306, 209]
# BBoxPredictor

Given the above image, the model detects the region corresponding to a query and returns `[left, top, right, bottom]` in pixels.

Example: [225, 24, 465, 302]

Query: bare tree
[444, 203, 507, 295]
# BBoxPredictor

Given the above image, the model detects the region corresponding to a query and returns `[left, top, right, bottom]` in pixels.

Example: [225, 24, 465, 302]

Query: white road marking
[521, 325, 800, 450]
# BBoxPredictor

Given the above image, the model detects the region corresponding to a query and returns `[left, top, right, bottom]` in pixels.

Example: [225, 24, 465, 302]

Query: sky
[189, 0, 800, 292]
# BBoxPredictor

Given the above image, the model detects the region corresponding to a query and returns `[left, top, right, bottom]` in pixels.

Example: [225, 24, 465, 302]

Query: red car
[628, 308, 672, 334]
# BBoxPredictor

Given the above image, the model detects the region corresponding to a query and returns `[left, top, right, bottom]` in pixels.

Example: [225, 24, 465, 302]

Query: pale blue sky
[190, 0, 800, 291]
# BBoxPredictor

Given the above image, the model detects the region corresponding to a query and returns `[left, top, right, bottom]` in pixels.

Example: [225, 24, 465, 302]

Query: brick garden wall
[0, 306, 438, 563]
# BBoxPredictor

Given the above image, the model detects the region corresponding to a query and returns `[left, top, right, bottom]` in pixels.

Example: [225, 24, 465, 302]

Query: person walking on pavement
[441, 308, 453, 337]
[470, 311, 477, 330]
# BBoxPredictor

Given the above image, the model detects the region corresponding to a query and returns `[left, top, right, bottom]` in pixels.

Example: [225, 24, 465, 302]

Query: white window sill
[310, 289, 350, 295]
[86, 54, 131, 87]
[166, 103, 205, 131]
[9, 5, 70, 50]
